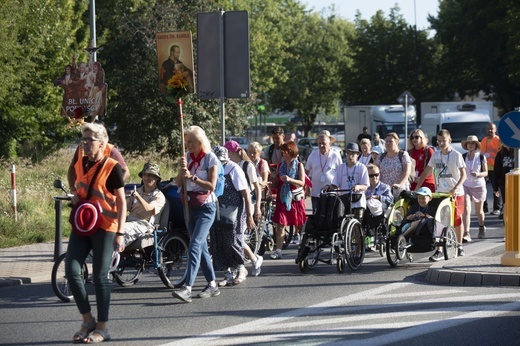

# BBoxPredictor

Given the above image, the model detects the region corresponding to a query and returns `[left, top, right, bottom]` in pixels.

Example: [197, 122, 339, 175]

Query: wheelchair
[113, 181, 189, 288]
[385, 190, 458, 267]
[296, 190, 365, 273]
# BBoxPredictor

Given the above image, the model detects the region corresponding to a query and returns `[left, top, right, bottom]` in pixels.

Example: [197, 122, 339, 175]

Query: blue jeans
[185, 202, 217, 286]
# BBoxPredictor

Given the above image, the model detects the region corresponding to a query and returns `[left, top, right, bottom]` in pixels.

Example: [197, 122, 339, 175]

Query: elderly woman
[66, 123, 126, 343]
[211, 146, 256, 286]
[248, 141, 270, 190]
[461, 135, 488, 241]
[270, 141, 307, 259]
[378, 132, 412, 199]
[408, 129, 436, 192]
[358, 138, 373, 166]
[171, 126, 220, 303]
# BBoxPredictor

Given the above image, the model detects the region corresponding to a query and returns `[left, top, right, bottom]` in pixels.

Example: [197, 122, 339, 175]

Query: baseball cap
[416, 187, 432, 197]
[224, 140, 241, 153]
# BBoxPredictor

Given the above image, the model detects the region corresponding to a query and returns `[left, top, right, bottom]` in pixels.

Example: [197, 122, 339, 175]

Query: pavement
[2, 238, 520, 289]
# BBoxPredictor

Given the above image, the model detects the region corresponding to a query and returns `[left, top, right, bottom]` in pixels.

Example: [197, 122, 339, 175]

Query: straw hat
[461, 135, 481, 151]
[318, 130, 336, 143]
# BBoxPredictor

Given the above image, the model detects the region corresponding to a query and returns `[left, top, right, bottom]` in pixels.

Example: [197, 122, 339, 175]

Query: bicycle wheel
[344, 219, 365, 271]
[114, 251, 144, 287]
[158, 233, 189, 288]
[245, 225, 261, 255]
[51, 252, 88, 302]
[442, 226, 458, 260]
[386, 237, 399, 267]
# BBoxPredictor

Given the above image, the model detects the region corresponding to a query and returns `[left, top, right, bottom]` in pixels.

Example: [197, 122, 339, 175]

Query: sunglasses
[369, 173, 380, 178]
[411, 135, 421, 140]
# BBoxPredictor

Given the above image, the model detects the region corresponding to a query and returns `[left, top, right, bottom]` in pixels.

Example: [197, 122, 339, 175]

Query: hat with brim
[71, 200, 102, 236]
[346, 142, 360, 153]
[224, 140, 242, 153]
[461, 135, 481, 151]
[416, 186, 432, 197]
[318, 130, 336, 143]
[139, 161, 161, 180]
[371, 146, 383, 155]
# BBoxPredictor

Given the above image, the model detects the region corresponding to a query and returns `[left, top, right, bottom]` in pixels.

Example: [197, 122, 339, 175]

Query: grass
[0, 148, 179, 249]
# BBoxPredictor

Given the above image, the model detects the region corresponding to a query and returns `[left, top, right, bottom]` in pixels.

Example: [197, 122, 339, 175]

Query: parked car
[226, 136, 249, 151]
[297, 137, 344, 163]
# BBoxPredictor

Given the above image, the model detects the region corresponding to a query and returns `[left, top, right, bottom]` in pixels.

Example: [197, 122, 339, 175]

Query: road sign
[497, 111, 520, 148]
[397, 90, 415, 105]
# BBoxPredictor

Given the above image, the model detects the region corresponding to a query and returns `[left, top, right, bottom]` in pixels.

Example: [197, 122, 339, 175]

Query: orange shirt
[480, 135, 500, 169]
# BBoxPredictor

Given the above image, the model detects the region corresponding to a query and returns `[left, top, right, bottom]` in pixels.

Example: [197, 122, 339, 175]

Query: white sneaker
[270, 249, 282, 260]
[252, 255, 263, 276]
[293, 234, 300, 244]
[218, 271, 235, 287]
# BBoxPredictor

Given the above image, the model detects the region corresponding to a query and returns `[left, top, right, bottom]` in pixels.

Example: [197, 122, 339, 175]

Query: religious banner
[156, 31, 195, 102]
[53, 51, 107, 121]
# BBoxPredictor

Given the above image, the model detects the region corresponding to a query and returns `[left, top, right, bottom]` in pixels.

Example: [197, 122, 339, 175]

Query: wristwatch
[191, 175, 198, 182]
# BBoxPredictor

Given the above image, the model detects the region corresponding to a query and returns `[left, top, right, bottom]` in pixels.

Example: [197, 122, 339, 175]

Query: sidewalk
[2, 239, 520, 288]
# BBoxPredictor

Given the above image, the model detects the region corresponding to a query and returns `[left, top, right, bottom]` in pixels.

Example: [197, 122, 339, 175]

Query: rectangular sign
[156, 31, 195, 96]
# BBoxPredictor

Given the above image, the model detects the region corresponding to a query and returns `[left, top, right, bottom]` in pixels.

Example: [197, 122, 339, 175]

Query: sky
[302, 0, 439, 30]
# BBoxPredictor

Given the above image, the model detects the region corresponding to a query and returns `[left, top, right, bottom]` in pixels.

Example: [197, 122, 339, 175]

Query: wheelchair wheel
[378, 243, 386, 257]
[386, 237, 399, 267]
[344, 219, 365, 271]
[442, 226, 458, 260]
[396, 234, 407, 260]
[51, 252, 88, 302]
[114, 251, 144, 287]
[245, 225, 261, 254]
[158, 233, 189, 288]
[336, 255, 346, 273]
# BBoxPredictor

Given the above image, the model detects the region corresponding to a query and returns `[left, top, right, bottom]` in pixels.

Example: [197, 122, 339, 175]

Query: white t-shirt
[224, 161, 248, 192]
[305, 148, 343, 197]
[427, 149, 466, 196]
[239, 160, 259, 193]
[262, 145, 283, 165]
[332, 161, 369, 209]
[184, 152, 220, 203]
[463, 152, 487, 188]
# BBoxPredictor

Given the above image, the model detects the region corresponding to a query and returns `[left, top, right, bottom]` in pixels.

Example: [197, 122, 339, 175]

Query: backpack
[240, 160, 252, 192]
[313, 192, 345, 231]
[462, 152, 485, 172]
[201, 153, 225, 197]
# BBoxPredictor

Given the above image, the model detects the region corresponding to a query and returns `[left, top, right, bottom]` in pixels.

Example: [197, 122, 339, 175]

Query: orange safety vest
[75, 157, 119, 232]
[480, 135, 500, 169]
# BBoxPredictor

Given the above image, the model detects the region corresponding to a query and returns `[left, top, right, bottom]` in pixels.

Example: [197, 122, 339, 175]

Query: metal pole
[219, 8, 226, 145]
[404, 95, 409, 151]
[89, 0, 97, 62]
[54, 198, 63, 261]
[11, 164, 17, 222]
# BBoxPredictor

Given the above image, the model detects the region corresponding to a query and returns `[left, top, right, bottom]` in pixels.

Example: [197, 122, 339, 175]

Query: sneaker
[252, 255, 263, 276]
[463, 233, 472, 243]
[270, 249, 282, 260]
[429, 250, 443, 262]
[491, 209, 501, 215]
[172, 286, 192, 303]
[218, 271, 235, 287]
[197, 285, 220, 299]
[478, 226, 486, 239]
[498, 212, 504, 220]
[233, 266, 248, 285]
[457, 247, 465, 257]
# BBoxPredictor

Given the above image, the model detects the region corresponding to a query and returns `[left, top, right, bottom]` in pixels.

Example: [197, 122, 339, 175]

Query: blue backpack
[203, 153, 225, 197]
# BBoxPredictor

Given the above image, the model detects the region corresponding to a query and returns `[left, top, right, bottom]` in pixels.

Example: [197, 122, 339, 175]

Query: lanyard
[346, 164, 357, 189]
[320, 152, 330, 172]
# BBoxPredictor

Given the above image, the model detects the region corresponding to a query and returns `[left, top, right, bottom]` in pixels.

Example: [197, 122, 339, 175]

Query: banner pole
[178, 98, 190, 225]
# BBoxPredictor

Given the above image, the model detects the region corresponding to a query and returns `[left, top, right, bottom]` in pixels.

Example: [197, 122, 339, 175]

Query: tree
[0, 0, 89, 160]
[430, 0, 520, 114]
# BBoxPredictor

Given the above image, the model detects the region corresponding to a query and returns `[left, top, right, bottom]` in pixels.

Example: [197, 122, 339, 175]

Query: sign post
[497, 111, 520, 266]
[397, 91, 415, 151]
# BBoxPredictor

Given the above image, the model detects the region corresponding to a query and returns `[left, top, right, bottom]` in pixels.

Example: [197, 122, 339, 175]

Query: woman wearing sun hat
[461, 135, 488, 241]
[122, 162, 166, 246]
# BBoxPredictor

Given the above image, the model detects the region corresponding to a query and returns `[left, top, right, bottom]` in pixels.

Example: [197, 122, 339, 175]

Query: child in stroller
[399, 187, 435, 243]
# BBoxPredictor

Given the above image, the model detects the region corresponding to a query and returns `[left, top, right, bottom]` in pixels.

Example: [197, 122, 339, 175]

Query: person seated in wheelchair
[327, 142, 369, 223]
[398, 187, 434, 242]
[363, 164, 394, 244]
[123, 162, 166, 247]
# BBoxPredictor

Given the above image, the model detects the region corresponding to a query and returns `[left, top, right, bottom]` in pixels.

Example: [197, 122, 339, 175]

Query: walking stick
[178, 98, 190, 225]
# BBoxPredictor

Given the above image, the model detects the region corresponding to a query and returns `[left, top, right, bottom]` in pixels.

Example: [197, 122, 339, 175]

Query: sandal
[84, 329, 111, 344]
[72, 319, 96, 343]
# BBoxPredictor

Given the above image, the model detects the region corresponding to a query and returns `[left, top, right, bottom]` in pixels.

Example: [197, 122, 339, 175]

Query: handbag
[214, 202, 239, 228]
[291, 187, 305, 201]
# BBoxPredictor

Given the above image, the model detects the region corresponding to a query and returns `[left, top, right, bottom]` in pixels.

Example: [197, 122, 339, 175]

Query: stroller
[385, 190, 458, 267]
